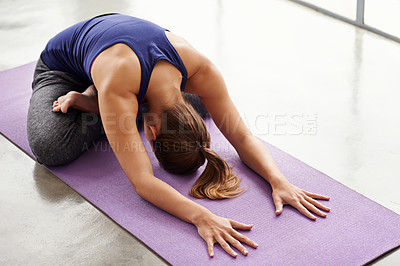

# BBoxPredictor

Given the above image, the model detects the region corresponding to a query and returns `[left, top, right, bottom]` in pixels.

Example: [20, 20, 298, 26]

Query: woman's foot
[53, 85, 100, 114]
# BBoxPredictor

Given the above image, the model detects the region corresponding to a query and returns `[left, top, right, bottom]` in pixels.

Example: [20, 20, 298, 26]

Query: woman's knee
[27, 130, 84, 166]
[27, 117, 96, 166]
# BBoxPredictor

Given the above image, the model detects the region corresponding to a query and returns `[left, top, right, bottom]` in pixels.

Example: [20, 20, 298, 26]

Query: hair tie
[199, 146, 205, 152]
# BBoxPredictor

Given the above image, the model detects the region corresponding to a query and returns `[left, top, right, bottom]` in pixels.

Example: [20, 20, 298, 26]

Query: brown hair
[151, 96, 245, 199]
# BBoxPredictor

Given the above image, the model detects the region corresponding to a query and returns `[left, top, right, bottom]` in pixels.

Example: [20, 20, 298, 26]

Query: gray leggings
[27, 57, 209, 166]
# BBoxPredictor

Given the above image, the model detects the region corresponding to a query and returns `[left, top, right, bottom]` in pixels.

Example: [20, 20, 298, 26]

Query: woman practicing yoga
[27, 13, 330, 258]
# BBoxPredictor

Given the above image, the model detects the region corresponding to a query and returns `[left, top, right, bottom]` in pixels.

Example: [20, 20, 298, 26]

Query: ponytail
[152, 94, 246, 200]
[190, 147, 246, 199]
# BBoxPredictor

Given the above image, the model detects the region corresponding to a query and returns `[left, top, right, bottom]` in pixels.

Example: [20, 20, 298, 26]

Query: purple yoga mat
[1, 62, 400, 265]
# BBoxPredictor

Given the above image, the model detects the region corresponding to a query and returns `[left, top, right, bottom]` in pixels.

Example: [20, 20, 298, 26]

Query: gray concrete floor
[1, 0, 399, 265]
[0, 135, 167, 265]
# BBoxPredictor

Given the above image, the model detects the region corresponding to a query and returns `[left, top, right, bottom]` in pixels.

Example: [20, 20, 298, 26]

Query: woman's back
[41, 13, 189, 104]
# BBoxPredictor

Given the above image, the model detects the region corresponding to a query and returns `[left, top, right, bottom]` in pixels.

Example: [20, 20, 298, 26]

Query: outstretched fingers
[294, 202, 317, 220]
[206, 237, 215, 257]
[304, 195, 331, 212]
[230, 228, 259, 249]
[215, 235, 238, 258]
[197, 214, 260, 258]
[228, 219, 253, 230]
[303, 190, 330, 201]
[209, 222, 258, 258]
[300, 199, 327, 218]
[271, 182, 330, 220]
[224, 234, 249, 256]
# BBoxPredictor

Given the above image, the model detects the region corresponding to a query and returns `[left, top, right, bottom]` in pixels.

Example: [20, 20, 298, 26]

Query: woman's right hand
[195, 212, 259, 257]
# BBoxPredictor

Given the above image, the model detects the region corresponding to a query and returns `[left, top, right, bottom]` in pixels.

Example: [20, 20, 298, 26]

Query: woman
[27, 13, 330, 258]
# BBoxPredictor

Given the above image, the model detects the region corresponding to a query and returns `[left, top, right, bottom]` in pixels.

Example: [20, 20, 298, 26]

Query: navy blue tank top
[41, 13, 187, 104]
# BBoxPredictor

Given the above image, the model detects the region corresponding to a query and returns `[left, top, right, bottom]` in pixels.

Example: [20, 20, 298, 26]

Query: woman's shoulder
[164, 31, 210, 79]
[91, 43, 141, 95]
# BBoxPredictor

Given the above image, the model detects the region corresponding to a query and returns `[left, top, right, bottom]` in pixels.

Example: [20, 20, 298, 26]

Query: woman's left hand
[271, 179, 330, 220]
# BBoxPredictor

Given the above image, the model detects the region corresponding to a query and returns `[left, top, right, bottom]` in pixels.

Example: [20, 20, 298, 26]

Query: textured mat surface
[1, 62, 400, 265]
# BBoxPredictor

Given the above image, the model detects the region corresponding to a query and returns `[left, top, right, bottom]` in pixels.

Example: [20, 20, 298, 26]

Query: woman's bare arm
[93, 57, 257, 257]
[95, 60, 209, 223]
[189, 56, 330, 220]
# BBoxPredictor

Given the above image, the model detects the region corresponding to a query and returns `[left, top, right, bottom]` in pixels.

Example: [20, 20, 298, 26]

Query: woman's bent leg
[27, 58, 103, 166]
